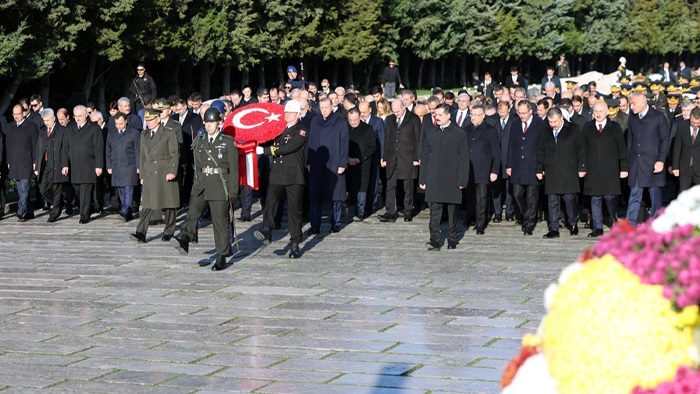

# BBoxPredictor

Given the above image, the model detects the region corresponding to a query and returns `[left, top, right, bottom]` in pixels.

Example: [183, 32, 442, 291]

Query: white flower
[544, 283, 558, 311]
[558, 262, 583, 285]
[501, 354, 559, 394]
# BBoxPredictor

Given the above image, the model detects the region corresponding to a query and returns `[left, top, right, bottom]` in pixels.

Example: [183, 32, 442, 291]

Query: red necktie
[598, 124, 603, 134]
[433, 117, 437, 126]
[45, 128, 52, 161]
[692, 128, 698, 166]
[523, 122, 528, 134]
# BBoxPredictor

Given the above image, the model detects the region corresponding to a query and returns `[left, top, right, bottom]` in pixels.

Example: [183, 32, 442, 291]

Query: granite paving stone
[0, 201, 585, 393]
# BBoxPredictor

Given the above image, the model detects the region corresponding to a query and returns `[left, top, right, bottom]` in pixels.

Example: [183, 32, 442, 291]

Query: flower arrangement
[501, 186, 700, 394]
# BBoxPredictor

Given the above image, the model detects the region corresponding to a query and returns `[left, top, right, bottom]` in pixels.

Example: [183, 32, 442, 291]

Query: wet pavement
[0, 205, 589, 393]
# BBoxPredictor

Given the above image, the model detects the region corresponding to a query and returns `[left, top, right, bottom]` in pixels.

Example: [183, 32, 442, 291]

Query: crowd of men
[1, 58, 700, 261]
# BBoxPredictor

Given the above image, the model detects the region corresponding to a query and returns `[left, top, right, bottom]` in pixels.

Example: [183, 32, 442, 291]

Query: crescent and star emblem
[232, 108, 281, 130]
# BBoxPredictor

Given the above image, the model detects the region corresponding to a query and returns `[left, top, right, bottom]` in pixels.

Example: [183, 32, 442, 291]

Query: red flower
[502, 345, 539, 389]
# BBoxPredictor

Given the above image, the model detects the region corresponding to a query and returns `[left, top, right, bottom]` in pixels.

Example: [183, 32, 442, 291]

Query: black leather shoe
[588, 228, 604, 238]
[447, 242, 457, 249]
[47, 216, 58, 223]
[353, 215, 364, 222]
[543, 231, 560, 239]
[170, 236, 189, 255]
[161, 234, 172, 242]
[16, 214, 26, 222]
[254, 229, 272, 245]
[308, 227, 320, 235]
[426, 241, 440, 251]
[79, 218, 90, 224]
[569, 225, 579, 236]
[476, 227, 485, 235]
[236, 216, 251, 222]
[330, 226, 340, 233]
[191, 235, 198, 244]
[212, 255, 228, 271]
[523, 230, 533, 236]
[377, 213, 397, 223]
[492, 217, 502, 223]
[403, 215, 412, 222]
[130, 232, 146, 243]
[42, 205, 51, 211]
[506, 217, 515, 222]
[289, 243, 301, 259]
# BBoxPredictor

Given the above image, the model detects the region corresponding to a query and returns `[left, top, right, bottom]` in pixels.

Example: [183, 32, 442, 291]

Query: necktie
[554, 129, 559, 143]
[692, 128, 698, 166]
[45, 128, 52, 161]
[457, 112, 463, 126]
[209, 137, 214, 145]
[78, 124, 82, 130]
[501, 120, 506, 129]
[150, 130, 155, 138]
[639, 113, 643, 120]
[523, 122, 528, 134]
[433, 117, 437, 126]
[598, 124, 603, 134]
[396, 117, 401, 128]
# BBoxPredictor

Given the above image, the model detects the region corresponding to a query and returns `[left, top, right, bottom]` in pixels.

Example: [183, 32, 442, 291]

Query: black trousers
[474, 183, 488, 229]
[513, 184, 539, 232]
[73, 183, 94, 221]
[429, 202, 459, 245]
[136, 207, 177, 238]
[679, 172, 700, 192]
[264, 183, 304, 243]
[385, 170, 414, 216]
[181, 193, 231, 257]
[547, 194, 578, 232]
[38, 167, 63, 219]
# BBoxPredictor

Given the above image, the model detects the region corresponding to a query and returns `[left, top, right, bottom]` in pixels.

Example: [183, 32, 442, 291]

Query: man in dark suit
[419, 103, 470, 251]
[378, 98, 421, 222]
[536, 107, 586, 238]
[662, 62, 677, 84]
[34, 108, 69, 223]
[505, 66, 527, 91]
[7, 104, 38, 221]
[570, 95, 586, 130]
[507, 101, 545, 235]
[452, 93, 471, 130]
[346, 108, 377, 221]
[479, 72, 495, 100]
[672, 107, 700, 191]
[493, 101, 519, 222]
[106, 112, 141, 222]
[465, 105, 500, 234]
[582, 102, 629, 237]
[173, 98, 203, 206]
[678, 61, 692, 81]
[626, 92, 670, 226]
[541, 66, 562, 91]
[359, 101, 385, 213]
[380, 59, 403, 98]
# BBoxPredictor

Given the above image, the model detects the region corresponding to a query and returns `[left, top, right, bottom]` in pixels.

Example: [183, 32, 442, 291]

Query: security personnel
[171, 108, 238, 271]
[253, 100, 308, 259]
[130, 63, 157, 110]
[286, 65, 308, 91]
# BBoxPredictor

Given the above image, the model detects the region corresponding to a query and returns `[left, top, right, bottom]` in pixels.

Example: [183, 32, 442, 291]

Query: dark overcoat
[306, 112, 349, 201]
[627, 107, 670, 188]
[106, 125, 141, 187]
[507, 116, 545, 186]
[466, 122, 500, 184]
[347, 122, 376, 193]
[383, 110, 421, 180]
[6, 120, 38, 180]
[536, 121, 586, 195]
[419, 123, 470, 204]
[497, 115, 519, 178]
[35, 124, 69, 184]
[582, 120, 629, 196]
[65, 121, 104, 184]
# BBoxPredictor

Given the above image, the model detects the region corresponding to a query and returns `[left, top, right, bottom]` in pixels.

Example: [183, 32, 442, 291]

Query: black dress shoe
[191, 235, 198, 244]
[236, 216, 251, 222]
[583, 222, 592, 229]
[79, 218, 90, 224]
[570, 225, 579, 236]
[42, 205, 51, 211]
[130, 232, 146, 243]
[492, 217, 502, 223]
[506, 217, 514, 222]
[308, 227, 320, 235]
[476, 227, 485, 235]
[447, 242, 457, 249]
[25, 211, 35, 219]
[16, 214, 26, 222]
[47, 216, 58, 223]
[254, 228, 272, 245]
[523, 230, 533, 236]
[377, 213, 397, 223]
[588, 228, 604, 238]
[212, 256, 228, 271]
[516, 219, 523, 225]
[543, 231, 560, 239]
[161, 234, 172, 242]
[403, 215, 412, 222]
[105, 206, 119, 214]
[170, 236, 189, 255]
[329, 226, 340, 233]
[289, 243, 301, 259]
[425, 241, 441, 251]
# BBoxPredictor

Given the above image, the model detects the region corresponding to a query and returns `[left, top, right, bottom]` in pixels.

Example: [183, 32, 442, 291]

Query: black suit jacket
[505, 75, 527, 90]
[384, 110, 421, 180]
[672, 120, 700, 177]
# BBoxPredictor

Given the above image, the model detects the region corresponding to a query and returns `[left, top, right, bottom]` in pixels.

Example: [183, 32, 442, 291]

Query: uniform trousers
[136, 208, 176, 237]
[72, 183, 94, 221]
[590, 195, 618, 230]
[626, 183, 662, 226]
[547, 194, 578, 232]
[38, 168, 63, 219]
[264, 184, 304, 243]
[429, 202, 459, 245]
[385, 170, 414, 217]
[180, 194, 232, 257]
[513, 184, 539, 232]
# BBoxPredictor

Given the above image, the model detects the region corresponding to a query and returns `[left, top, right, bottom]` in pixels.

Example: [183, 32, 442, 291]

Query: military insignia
[284, 134, 292, 143]
[300, 130, 306, 137]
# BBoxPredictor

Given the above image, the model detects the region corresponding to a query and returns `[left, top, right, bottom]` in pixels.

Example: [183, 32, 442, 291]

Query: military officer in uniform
[171, 108, 238, 271]
[130, 108, 180, 243]
[253, 100, 308, 259]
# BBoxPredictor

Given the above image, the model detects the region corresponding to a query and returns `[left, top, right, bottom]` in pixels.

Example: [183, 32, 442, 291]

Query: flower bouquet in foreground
[501, 186, 700, 394]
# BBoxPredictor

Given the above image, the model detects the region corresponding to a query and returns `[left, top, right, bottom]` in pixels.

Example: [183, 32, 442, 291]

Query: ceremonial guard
[253, 101, 308, 259]
[172, 108, 238, 271]
[131, 108, 179, 243]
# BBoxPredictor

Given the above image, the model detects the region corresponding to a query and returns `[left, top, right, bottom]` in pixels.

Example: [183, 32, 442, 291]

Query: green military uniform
[556, 58, 570, 78]
[133, 108, 180, 240]
[175, 130, 238, 263]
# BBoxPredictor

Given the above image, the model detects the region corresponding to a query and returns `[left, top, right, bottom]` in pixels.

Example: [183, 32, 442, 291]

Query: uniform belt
[200, 167, 228, 175]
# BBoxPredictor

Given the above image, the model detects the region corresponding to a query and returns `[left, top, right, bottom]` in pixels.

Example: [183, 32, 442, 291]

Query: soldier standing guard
[129, 63, 157, 112]
[130, 108, 179, 243]
[171, 108, 238, 271]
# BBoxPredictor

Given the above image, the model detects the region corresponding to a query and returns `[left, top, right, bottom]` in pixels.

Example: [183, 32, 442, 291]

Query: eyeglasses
[285, 86, 292, 90]
[137, 68, 145, 71]
[321, 85, 329, 88]
[30, 103, 39, 108]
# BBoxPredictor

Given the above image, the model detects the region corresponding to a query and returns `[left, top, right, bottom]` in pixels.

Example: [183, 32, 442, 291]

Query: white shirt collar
[596, 119, 607, 129]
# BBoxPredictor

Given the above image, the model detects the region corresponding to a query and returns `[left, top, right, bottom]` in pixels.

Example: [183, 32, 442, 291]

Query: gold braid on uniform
[270, 145, 277, 156]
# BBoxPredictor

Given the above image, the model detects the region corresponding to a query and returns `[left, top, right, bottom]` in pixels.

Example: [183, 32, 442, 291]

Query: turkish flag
[226, 103, 286, 190]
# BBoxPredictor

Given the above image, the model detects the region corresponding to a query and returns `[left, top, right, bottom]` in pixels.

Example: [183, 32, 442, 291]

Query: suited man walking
[507, 101, 545, 235]
[536, 107, 586, 238]
[493, 101, 519, 222]
[672, 107, 700, 191]
[359, 102, 385, 212]
[106, 112, 141, 222]
[34, 108, 69, 223]
[378, 98, 421, 222]
[465, 105, 500, 234]
[452, 93, 471, 130]
[626, 92, 670, 226]
[7, 104, 38, 221]
[541, 67, 562, 92]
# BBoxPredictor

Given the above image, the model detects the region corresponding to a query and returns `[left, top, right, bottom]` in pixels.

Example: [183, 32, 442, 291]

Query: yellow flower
[543, 255, 695, 394]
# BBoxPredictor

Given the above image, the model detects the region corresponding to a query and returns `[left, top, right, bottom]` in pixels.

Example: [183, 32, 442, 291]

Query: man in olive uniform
[130, 108, 179, 243]
[130, 64, 157, 111]
[171, 108, 238, 271]
[557, 55, 571, 78]
[253, 100, 308, 259]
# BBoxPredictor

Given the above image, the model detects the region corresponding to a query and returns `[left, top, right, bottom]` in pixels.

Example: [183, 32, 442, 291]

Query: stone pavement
[0, 205, 592, 393]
